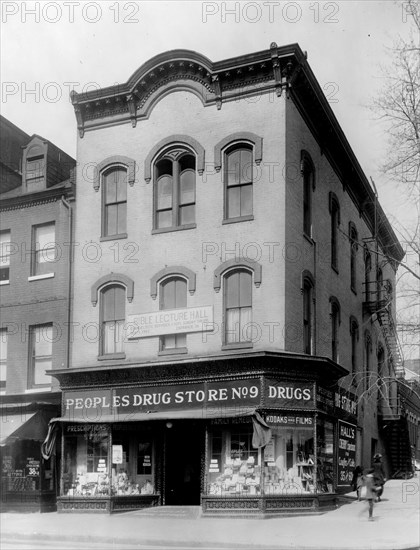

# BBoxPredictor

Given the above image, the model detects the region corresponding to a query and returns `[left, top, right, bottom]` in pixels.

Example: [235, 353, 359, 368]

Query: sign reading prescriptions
[127, 306, 213, 338]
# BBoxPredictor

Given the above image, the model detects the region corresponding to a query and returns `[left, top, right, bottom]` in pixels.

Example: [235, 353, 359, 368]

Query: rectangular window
[32, 223, 56, 276]
[0, 230, 11, 283]
[103, 168, 127, 237]
[225, 147, 253, 220]
[225, 271, 252, 344]
[0, 329, 7, 390]
[29, 324, 53, 387]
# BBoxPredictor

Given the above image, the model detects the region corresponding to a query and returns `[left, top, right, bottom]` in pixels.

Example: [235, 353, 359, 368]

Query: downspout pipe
[61, 196, 72, 370]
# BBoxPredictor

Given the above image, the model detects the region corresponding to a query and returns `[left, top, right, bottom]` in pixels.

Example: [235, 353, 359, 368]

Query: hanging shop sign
[317, 386, 357, 420]
[62, 379, 315, 421]
[337, 420, 357, 487]
[264, 414, 314, 427]
[127, 306, 214, 338]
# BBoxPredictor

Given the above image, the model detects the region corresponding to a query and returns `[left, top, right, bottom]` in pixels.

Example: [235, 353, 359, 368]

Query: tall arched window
[364, 330, 372, 390]
[331, 299, 340, 363]
[302, 152, 315, 237]
[349, 222, 358, 292]
[100, 284, 125, 355]
[377, 344, 385, 379]
[329, 193, 340, 270]
[224, 269, 252, 344]
[364, 245, 372, 301]
[154, 149, 196, 230]
[377, 268, 384, 302]
[102, 167, 127, 238]
[303, 277, 314, 355]
[160, 277, 187, 351]
[224, 145, 253, 220]
[350, 316, 359, 376]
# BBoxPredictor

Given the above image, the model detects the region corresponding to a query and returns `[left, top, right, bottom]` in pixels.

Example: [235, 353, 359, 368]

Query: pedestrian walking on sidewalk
[372, 453, 386, 501]
[351, 465, 363, 500]
[363, 468, 377, 521]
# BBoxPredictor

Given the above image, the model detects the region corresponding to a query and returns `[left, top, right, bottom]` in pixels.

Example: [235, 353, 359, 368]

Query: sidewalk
[1, 479, 419, 550]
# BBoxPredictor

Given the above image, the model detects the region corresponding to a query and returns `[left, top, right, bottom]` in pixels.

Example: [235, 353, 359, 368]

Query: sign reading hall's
[127, 306, 213, 338]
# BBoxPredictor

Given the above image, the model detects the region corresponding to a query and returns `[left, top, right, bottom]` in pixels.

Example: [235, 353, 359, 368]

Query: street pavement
[0, 478, 419, 550]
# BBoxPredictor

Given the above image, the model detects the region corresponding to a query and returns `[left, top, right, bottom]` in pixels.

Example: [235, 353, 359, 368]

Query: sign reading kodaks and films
[62, 379, 316, 421]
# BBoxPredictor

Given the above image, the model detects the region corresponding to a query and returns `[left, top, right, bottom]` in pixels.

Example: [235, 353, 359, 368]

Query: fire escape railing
[362, 279, 405, 377]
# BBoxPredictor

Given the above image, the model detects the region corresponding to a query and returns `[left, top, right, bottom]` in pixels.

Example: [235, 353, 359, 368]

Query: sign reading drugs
[127, 306, 213, 338]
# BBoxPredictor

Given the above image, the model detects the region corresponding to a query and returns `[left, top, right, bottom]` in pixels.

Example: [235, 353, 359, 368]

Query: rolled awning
[0, 411, 49, 446]
[50, 406, 258, 424]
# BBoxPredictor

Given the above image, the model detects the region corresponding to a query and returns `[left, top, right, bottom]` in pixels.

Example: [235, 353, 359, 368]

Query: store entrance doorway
[164, 421, 202, 505]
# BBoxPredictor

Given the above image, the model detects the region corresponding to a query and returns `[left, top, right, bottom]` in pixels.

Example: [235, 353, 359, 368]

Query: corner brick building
[49, 44, 415, 515]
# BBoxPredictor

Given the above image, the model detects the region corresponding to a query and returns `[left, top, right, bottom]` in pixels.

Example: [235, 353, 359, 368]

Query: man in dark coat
[372, 453, 386, 501]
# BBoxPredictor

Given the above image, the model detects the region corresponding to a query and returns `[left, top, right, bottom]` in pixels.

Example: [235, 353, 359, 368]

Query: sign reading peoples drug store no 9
[63, 380, 315, 421]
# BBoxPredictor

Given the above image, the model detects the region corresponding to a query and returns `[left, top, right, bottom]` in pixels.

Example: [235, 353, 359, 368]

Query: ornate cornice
[0, 184, 75, 212]
[70, 44, 302, 138]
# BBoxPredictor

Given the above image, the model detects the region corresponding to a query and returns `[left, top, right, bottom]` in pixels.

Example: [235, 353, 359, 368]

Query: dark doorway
[164, 421, 202, 505]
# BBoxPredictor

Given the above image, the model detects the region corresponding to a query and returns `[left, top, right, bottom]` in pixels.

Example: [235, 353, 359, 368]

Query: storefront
[50, 354, 354, 515]
[0, 403, 60, 512]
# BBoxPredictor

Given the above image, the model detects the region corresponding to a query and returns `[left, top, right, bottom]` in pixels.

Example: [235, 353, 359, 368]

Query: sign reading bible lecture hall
[127, 306, 213, 338]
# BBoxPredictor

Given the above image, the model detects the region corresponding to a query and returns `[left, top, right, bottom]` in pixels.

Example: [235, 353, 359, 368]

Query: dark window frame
[224, 144, 253, 221]
[101, 166, 128, 239]
[303, 278, 314, 355]
[153, 148, 196, 231]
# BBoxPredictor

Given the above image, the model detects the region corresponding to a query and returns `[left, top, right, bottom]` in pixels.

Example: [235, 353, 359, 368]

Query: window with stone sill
[31, 223, 57, 277]
[0, 230, 11, 283]
[224, 269, 252, 345]
[154, 149, 196, 231]
[29, 324, 53, 387]
[100, 284, 125, 356]
[159, 277, 187, 352]
[102, 167, 127, 238]
[224, 145, 253, 221]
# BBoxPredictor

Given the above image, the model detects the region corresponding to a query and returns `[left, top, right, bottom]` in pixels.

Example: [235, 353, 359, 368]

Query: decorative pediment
[71, 46, 301, 137]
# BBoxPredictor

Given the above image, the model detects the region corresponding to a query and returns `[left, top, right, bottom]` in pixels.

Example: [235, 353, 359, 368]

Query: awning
[0, 411, 50, 446]
[51, 406, 257, 424]
[49, 407, 272, 449]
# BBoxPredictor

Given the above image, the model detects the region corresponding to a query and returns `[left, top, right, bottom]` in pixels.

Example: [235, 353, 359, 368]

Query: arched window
[329, 193, 340, 270]
[301, 152, 315, 238]
[377, 268, 384, 302]
[364, 331, 372, 389]
[349, 222, 358, 292]
[303, 276, 314, 355]
[224, 144, 253, 220]
[100, 284, 125, 356]
[159, 277, 187, 351]
[330, 297, 341, 363]
[154, 149, 196, 230]
[377, 344, 385, 379]
[364, 245, 372, 301]
[102, 167, 127, 238]
[224, 269, 252, 344]
[350, 316, 359, 375]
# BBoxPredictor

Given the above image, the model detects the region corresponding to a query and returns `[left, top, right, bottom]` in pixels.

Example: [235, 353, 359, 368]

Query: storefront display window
[317, 418, 334, 493]
[63, 425, 110, 497]
[264, 427, 314, 494]
[207, 425, 262, 496]
[62, 425, 155, 499]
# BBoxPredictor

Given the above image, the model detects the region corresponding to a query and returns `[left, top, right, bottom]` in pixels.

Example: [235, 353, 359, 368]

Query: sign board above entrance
[127, 306, 213, 338]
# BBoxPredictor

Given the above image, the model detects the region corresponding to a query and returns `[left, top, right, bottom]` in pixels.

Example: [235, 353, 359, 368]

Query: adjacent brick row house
[0, 115, 75, 511]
